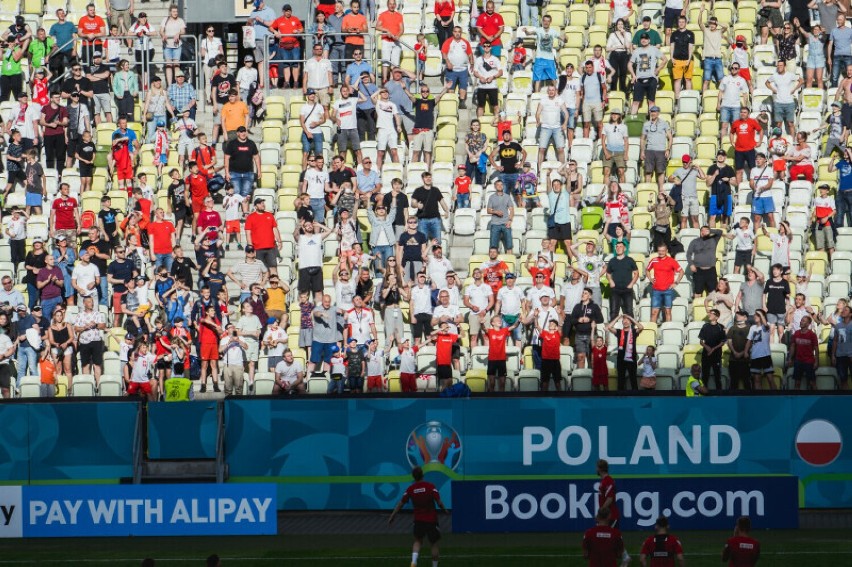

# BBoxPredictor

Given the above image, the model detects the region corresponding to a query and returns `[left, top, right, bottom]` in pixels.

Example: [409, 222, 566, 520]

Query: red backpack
[81, 210, 96, 230]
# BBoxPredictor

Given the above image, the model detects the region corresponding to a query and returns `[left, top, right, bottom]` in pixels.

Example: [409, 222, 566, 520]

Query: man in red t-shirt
[481, 247, 509, 294]
[640, 516, 684, 567]
[485, 314, 513, 392]
[376, 0, 405, 82]
[270, 5, 304, 88]
[475, 1, 505, 56]
[789, 315, 819, 389]
[148, 208, 177, 272]
[730, 107, 764, 185]
[596, 460, 620, 526]
[645, 244, 683, 323]
[186, 161, 210, 217]
[431, 322, 459, 390]
[50, 182, 80, 248]
[245, 198, 281, 275]
[583, 508, 625, 567]
[722, 516, 761, 567]
[539, 319, 562, 391]
[389, 466, 448, 567]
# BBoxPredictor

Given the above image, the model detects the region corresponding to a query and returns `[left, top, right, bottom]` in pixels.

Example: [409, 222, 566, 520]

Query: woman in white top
[235, 301, 262, 387]
[606, 19, 633, 93]
[129, 13, 155, 86]
[160, 5, 187, 85]
[763, 220, 791, 271]
[200, 25, 224, 104]
[142, 76, 168, 142]
[785, 131, 815, 181]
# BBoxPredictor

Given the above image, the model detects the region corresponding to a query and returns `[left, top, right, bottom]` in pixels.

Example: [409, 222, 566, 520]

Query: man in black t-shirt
[706, 150, 735, 226]
[86, 51, 113, 124]
[396, 218, 428, 282]
[604, 241, 639, 318]
[60, 64, 93, 107]
[80, 226, 113, 307]
[106, 245, 137, 327]
[224, 126, 260, 201]
[98, 195, 120, 245]
[490, 130, 526, 206]
[411, 171, 449, 243]
[170, 246, 198, 290]
[699, 309, 727, 390]
[329, 155, 356, 192]
[210, 61, 237, 143]
[669, 16, 695, 97]
[382, 178, 409, 238]
[408, 83, 449, 168]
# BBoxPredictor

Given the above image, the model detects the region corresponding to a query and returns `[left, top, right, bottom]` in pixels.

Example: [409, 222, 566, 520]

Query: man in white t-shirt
[300, 157, 331, 206]
[601, 108, 629, 182]
[273, 349, 306, 394]
[297, 221, 335, 303]
[426, 244, 454, 289]
[558, 64, 581, 145]
[127, 343, 157, 400]
[766, 60, 804, 136]
[219, 325, 248, 395]
[431, 290, 462, 335]
[464, 268, 494, 346]
[371, 87, 401, 170]
[71, 248, 100, 303]
[473, 42, 503, 118]
[299, 89, 328, 167]
[303, 45, 333, 107]
[222, 185, 245, 251]
[331, 85, 361, 163]
[749, 152, 775, 228]
[495, 273, 525, 346]
[344, 295, 377, 346]
[535, 84, 567, 168]
[718, 64, 750, 138]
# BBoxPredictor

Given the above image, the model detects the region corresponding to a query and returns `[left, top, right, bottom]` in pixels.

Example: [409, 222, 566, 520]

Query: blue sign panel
[21, 484, 276, 537]
[452, 477, 800, 532]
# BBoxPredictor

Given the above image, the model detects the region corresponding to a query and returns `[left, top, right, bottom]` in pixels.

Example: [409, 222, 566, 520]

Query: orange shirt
[377, 10, 404, 41]
[342, 13, 367, 45]
[271, 15, 303, 48]
[78, 15, 106, 44]
[221, 101, 249, 132]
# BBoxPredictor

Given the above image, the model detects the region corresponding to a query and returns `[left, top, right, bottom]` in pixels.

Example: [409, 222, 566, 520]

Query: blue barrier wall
[224, 397, 852, 511]
[0, 402, 138, 484]
[147, 401, 218, 460]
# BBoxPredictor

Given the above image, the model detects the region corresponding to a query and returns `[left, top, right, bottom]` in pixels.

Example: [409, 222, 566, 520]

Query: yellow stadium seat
[587, 26, 608, 49]
[569, 4, 590, 27]
[699, 114, 720, 138]
[674, 115, 697, 137]
[563, 29, 586, 50]
[682, 344, 702, 369]
[805, 251, 828, 276]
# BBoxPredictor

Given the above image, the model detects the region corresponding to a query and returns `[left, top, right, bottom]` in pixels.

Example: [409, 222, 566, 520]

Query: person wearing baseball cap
[640, 103, 672, 192]
[602, 106, 628, 183]
[223, 121, 259, 200]
[244, 193, 281, 277]
[707, 148, 735, 226]
[629, 32, 666, 116]
[632, 16, 661, 46]
[668, 154, 706, 229]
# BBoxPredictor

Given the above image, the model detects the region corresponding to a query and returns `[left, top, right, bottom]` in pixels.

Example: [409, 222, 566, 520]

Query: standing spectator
[763, 264, 790, 342]
[830, 13, 852, 87]
[464, 120, 487, 185]
[603, 241, 638, 317]
[297, 221, 335, 303]
[385, 66, 416, 135]
[3, 209, 27, 280]
[220, 89, 250, 144]
[412, 172, 449, 243]
[331, 85, 361, 163]
[813, 184, 837, 259]
[270, 4, 304, 90]
[832, 304, 852, 389]
[725, 217, 756, 275]
[300, 89, 327, 167]
[382, 179, 409, 239]
[789, 316, 819, 390]
[107, 245, 135, 326]
[220, 324, 248, 395]
[557, 65, 580, 146]
[718, 65, 750, 141]
[699, 309, 727, 390]
[304, 44, 333, 107]
[578, 60, 606, 139]
[669, 16, 694, 97]
[159, 4, 186, 86]
[376, 0, 404, 83]
[245, 198, 281, 276]
[367, 198, 397, 269]
[646, 244, 683, 323]
[570, 288, 604, 369]
[726, 310, 753, 390]
[475, 2, 505, 56]
[224, 126, 260, 202]
[747, 310, 775, 389]
[6, 93, 41, 151]
[686, 225, 723, 299]
[148, 208, 176, 272]
[632, 16, 662, 46]
[246, 0, 276, 89]
[112, 59, 139, 122]
[142, 76, 167, 142]
[830, 147, 852, 226]
[308, 295, 336, 374]
[48, 9, 76, 78]
[785, 131, 815, 181]
[168, 69, 197, 121]
[86, 51, 112, 125]
[798, 20, 827, 89]
[489, 130, 525, 205]
[605, 314, 643, 390]
[706, 150, 735, 226]
[198, 304, 223, 392]
[49, 183, 80, 249]
[210, 62, 236, 144]
[407, 83, 448, 168]
[372, 87, 401, 171]
[662, 0, 686, 43]
[522, 15, 561, 92]
[571, 240, 605, 305]
[80, 226, 111, 306]
[442, 26, 474, 110]
[473, 42, 502, 118]
[36, 255, 64, 320]
[397, 218, 428, 283]
[606, 19, 633, 93]
[535, 85, 567, 169]
[601, 108, 628, 183]
[302, 155, 331, 222]
[640, 108, 673, 189]
[698, 9, 726, 90]
[199, 24, 224, 104]
[106, 0, 133, 37]
[766, 60, 803, 135]
[341, 0, 368, 59]
[77, 3, 106, 65]
[24, 238, 47, 310]
[72, 248, 101, 305]
[486, 179, 514, 254]
[40, 92, 69, 175]
[464, 268, 494, 347]
[730, 107, 763, 186]
[668, 155, 705, 229]
[354, 74, 378, 140]
[434, 0, 455, 47]
[73, 296, 106, 384]
[326, 2, 347, 86]
[749, 153, 775, 228]
[408, 272, 434, 344]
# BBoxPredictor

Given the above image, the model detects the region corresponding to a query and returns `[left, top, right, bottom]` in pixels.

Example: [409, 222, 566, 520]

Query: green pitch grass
[0, 530, 848, 566]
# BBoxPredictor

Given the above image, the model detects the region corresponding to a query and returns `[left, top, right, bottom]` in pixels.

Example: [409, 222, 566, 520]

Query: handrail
[132, 401, 144, 484]
[215, 400, 225, 483]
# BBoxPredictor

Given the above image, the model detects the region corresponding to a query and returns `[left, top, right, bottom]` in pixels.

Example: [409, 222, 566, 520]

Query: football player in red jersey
[583, 508, 626, 567]
[722, 516, 761, 566]
[640, 516, 685, 567]
[389, 466, 449, 567]
[597, 459, 631, 566]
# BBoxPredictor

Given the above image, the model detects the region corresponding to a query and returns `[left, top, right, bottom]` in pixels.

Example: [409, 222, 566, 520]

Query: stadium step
[140, 459, 222, 484]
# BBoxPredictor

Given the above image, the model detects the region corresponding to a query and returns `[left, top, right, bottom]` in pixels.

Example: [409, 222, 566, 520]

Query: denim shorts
[446, 69, 469, 90]
[651, 288, 674, 309]
[752, 195, 775, 215]
[774, 102, 796, 123]
[538, 126, 565, 149]
[720, 106, 739, 124]
[301, 131, 324, 155]
[163, 46, 182, 61]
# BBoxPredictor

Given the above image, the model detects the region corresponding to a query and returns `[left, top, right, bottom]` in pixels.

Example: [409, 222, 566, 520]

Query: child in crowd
[366, 339, 385, 393]
[591, 335, 609, 391]
[153, 120, 170, 177]
[639, 345, 657, 390]
[510, 38, 528, 71]
[328, 345, 346, 394]
[518, 161, 539, 210]
[538, 319, 563, 392]
[413, 33, 428, 80]
[453, 164, 471, 209]
[345, 338, 366, 394]
[222, 184, 245, 250]
[398, 338, 419, 392]
[76, 130, 96, 193]
[111, 131, 134, 194]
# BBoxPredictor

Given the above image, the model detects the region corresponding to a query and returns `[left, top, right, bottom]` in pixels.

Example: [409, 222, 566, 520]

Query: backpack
[80, 210, 96, 230]
[439, 382, 471, 398]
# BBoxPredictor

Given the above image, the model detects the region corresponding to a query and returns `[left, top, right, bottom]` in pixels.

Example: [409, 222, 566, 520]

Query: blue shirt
[345, 61, 373, 87]
[548, 188, 571, 224]
[250, 6, 277, 41]
[356, 82, 377, 111]
[49, 21, 77, 52]
[113, 128, 137, 154]
[837, 159, 852, 191]
[357, 169, 380, 193]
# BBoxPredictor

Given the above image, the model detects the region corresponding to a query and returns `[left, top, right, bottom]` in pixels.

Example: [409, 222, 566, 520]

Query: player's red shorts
[200, 342, 219, 361]
[226, 220, 241, 234]
[127, 381, 153, 395]
[367, 375, 383, 390]
[116, 165, 133, 181]
[400, 372, 417, 392]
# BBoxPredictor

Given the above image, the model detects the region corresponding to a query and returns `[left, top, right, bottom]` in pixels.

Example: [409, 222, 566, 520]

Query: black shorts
[156, 359, 172, 371]
[436, 365, 453, 381]
[6, 169, 25, 187]
[692, 267, 718, 296]
[79, 340, 105, 368]
[256, 247, 278, 270]
[487, 360, 507, 377]
[0, 363, 11, 389]
[79, 163, 94, 178]
[65, 137, 81, 159]
[413, 520, 441, 543]
[734, 249, 753, 267]
[411, 313, 433, 339]
[633, 77, 657, 104]
[477, 88, 498, 109]
[540, 358, 562, 382]
[298, 267, 323, 293]
[664, 7, 681, 28]
[734, 149, 756, 170]
[548, 222, 572, 241]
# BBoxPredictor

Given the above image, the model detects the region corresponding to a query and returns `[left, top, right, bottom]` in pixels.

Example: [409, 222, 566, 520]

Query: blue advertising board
[0, 484, 276, 538]
[224, 396, 852, 512]
[451, 477, 800, 532]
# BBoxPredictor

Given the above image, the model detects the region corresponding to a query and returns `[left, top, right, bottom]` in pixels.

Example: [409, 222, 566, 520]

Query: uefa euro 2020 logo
[406, 421, 462, 472]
